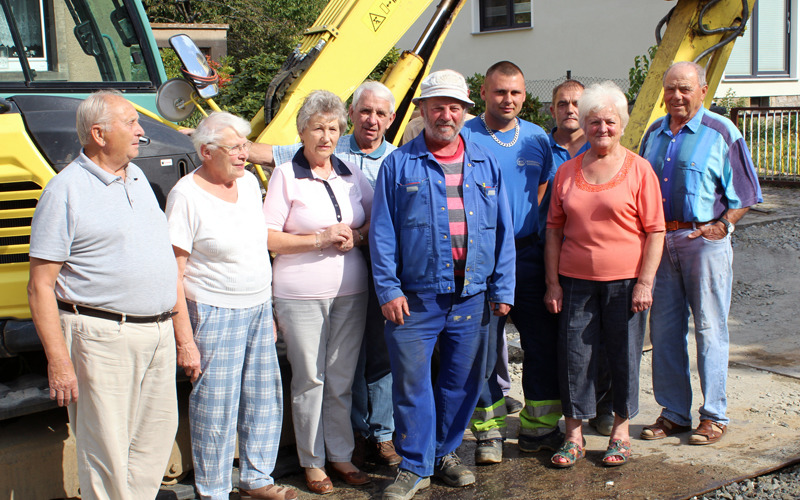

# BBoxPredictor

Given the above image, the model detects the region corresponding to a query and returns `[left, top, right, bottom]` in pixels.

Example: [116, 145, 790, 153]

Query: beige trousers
[61, 312, 178, 500]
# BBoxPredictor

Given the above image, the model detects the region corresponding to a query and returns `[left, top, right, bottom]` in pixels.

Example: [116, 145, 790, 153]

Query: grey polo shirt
[29, 152, 177, 315]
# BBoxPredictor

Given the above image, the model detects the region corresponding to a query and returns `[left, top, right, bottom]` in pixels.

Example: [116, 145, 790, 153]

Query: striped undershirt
[432, 137, 467, 277]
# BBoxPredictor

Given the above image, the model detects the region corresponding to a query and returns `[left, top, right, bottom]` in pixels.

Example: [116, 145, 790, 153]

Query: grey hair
[76, 90, 124, 146]
[192, 111, 251, 156]
[296, 90, 348, 135]
[578, 81, 630, 131]
[663, 61, 708, 87]
[351, 81, 396, 114]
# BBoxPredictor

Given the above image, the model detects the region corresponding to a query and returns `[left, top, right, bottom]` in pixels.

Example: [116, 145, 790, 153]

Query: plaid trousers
[187, 300, 282, 500]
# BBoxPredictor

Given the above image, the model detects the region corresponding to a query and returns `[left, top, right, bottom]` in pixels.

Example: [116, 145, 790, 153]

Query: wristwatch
[718, 217, 735, 235]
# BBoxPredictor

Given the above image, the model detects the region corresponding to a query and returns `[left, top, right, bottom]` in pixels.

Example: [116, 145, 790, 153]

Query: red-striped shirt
[433, 137, 467, 276]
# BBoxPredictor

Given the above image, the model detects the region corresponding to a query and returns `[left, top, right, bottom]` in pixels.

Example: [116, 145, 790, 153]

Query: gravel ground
[696, 462, 800, 500]
[732, 218, 800, 252]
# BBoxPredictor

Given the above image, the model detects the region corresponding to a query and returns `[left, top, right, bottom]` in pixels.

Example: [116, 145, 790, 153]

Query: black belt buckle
[156, 310, 177, 323]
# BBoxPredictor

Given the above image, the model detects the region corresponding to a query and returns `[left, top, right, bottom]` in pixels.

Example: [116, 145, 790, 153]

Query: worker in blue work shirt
[370, 69, 515, 500]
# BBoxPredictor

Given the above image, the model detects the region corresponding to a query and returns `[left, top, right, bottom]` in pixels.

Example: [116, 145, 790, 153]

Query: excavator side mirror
[168, 34, 219, 99]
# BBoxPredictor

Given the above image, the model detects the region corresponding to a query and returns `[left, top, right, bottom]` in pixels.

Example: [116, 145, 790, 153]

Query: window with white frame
[726, 0, 791, 77]
[479, 0, 532, 32]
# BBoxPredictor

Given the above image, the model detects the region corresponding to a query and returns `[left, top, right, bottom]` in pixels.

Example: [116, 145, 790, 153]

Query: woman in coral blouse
[544, 81, 665, 468]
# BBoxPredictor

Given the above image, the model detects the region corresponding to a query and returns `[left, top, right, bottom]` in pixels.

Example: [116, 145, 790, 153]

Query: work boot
[474, 438, 503, 464]
[505, 396, 524, 414]
[376, 439, 402, 466]
[589, 413, 615, 436]
[518, 428, 565, 453]
[383, 470, 430, 500]
[434, 452, 475, 487]
[352, 433, 369, 468]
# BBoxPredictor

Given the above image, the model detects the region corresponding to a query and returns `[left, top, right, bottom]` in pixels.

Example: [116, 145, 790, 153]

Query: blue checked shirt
[273, 135, 395, 188]
[639, 106, 762, 222]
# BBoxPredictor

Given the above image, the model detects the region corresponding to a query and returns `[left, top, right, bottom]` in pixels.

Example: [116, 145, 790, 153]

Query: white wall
[717, 0, 800, 100]
[398, 0, 674, 92]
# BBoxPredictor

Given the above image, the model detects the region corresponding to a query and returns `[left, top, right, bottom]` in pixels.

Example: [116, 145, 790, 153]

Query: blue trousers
[351, 273, 394, 442]
[650, 230, 733, 426]
[187, 300, 282, 500]
[385, 290, 489, 477]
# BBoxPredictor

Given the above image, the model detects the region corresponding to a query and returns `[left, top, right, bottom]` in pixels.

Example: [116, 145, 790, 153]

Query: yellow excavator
[0, 0, 755, 497]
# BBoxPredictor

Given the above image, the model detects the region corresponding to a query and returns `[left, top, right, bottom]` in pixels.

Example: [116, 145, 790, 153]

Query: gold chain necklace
[480, 113, 519, 148]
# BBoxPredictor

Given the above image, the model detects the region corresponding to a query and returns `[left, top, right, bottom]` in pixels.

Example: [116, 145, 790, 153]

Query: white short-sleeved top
[166, 171, 271, 309]
[263, 151, 373, 299]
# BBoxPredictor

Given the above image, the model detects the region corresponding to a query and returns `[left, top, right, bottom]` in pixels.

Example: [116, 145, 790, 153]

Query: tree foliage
[144, 0, 326, 61]
[146, 0, 400, 122]
[465, 73, 550, 128]
[626, 45, 658, 104]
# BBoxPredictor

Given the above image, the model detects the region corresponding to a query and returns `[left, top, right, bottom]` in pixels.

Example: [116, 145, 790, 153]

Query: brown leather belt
[664, 220, 713, 232]
[57, 300, 176, 323]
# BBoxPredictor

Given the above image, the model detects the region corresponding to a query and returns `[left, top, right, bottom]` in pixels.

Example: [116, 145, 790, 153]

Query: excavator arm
[251, 0, 468, 146]
[623, 0, 756, 151]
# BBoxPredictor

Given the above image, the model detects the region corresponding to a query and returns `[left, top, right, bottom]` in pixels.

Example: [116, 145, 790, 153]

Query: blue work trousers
[650, 230, 732, 426]
[385, 289, 489, 477]
[351, 272, 394, 442]
[513, 244, 562, 436]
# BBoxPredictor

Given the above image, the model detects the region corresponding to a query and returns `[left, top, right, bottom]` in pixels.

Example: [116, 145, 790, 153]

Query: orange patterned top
[547, 149, 665, 281]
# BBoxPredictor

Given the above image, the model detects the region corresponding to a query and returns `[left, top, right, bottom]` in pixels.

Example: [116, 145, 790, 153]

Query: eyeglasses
[211, 141, 252, 156]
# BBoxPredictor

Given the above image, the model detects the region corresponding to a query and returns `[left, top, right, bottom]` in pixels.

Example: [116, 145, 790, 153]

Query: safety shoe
[474, 438, 503, 464]
[505, 396, 524, 414]
[382, 470, 430, 500]
[589, 413, 615, 436]
[376, 439, 402, 466]
[518, 428, 565, 453]
[434, 452, 475, 487]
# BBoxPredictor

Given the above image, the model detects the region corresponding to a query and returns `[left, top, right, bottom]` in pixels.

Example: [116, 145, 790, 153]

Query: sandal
[688, 420, 727, 445]
[602, 439, 632, 467]
[550, 440, 585, 468]
[640, 416, 691, 440]
[240, 484, 298, 500]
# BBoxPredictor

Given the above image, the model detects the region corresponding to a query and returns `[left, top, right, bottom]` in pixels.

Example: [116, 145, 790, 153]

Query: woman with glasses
[263, 90, 373, 495]
[166, 112, 296, 500]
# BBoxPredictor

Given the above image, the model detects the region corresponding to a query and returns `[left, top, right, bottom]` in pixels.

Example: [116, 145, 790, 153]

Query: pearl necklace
[480, 113, 519, 148]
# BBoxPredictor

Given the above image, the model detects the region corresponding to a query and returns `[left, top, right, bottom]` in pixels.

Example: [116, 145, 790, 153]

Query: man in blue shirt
[371, 70, 515, 500]
[460, 61, 558, 464]
[639, 61, 762, 446]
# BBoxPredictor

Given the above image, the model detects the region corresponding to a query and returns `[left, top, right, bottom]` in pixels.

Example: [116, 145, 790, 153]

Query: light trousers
[275, 292, 367, 468]
[61, 312, 178, 500]
[650, 230, 733, 426]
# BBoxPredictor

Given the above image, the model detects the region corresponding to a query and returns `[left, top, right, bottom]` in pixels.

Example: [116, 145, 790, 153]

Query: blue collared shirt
[273, 134, 395, 188]
[639, 107, 762, 222]
[369, 132, 516, 306]
[549, 128, 590, 169]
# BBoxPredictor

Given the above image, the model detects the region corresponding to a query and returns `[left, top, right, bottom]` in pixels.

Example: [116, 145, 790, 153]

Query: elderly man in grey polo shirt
[27, 91, 180, 500]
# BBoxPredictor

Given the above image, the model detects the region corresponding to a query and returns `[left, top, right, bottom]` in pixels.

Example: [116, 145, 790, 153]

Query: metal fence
[731, 107, 800, 182]
[525, 76, 629, 103]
